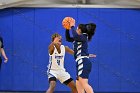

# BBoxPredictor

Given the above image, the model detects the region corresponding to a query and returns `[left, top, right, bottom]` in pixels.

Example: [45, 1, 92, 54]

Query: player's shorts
[47, 69, 73, 85]
[76, 57, 92, 79]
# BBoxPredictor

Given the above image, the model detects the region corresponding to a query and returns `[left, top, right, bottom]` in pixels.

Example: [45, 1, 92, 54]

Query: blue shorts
[76, 58, 92, 79]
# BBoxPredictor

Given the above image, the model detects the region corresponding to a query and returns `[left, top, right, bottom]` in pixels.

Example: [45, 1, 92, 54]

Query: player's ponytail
[78, 23, 96, 41]
[86, 23, 96, 41]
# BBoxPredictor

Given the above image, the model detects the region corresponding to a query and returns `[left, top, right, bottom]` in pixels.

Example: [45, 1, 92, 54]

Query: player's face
[54, 36, 62, 45]
[76, 27, 82, 35]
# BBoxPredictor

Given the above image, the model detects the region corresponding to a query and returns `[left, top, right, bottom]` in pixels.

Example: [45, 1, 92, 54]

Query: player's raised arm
[48, 42, 55, 55]
[65, 29, 74, 42]
[62, 17, 75, 42]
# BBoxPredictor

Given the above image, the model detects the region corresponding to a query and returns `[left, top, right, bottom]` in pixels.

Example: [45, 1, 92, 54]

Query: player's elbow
[66, 39, 71, 42]
[66, 38, 73, 42]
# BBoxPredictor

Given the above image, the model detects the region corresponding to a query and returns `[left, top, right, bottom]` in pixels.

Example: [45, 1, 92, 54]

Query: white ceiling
[0, 0, 140, 9]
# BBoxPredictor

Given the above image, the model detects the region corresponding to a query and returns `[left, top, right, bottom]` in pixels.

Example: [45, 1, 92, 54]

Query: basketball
[62, 17, 75, 30]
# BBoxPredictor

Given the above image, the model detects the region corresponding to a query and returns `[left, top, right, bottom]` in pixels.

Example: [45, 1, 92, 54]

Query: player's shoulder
[65, 46, 69, 48]
[62, 45, 68, 48]
[62, 45, 69, 50]
[61, 45, 65, 47]
[61, 45, 66, 50]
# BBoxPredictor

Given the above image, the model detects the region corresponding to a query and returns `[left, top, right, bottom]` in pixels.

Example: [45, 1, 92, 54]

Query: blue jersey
[65, 27, 89, 59]
[73, 35, 89, 59]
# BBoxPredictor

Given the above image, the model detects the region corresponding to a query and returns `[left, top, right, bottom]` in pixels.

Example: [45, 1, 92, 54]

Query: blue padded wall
[0, 8, 140, 92]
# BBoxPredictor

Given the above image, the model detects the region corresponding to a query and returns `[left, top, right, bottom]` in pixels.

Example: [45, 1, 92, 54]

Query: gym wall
[0, 8, 140, 92]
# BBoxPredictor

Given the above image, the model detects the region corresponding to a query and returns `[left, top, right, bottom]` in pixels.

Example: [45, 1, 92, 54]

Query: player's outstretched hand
[70, 18, 75, 27]
[89, 54, 96, 58]
[4, 58, 8, 63]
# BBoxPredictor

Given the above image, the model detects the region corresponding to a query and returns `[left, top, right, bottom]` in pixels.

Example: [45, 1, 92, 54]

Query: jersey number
[57, 60, 60, 65]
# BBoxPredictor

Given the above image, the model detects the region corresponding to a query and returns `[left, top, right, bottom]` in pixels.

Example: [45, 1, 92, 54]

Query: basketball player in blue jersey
[65, 20, 96, 93]
[46, 33, 77, 93]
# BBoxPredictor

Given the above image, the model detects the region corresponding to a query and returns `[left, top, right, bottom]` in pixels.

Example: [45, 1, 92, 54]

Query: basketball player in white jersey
[46, 33, 77, 93]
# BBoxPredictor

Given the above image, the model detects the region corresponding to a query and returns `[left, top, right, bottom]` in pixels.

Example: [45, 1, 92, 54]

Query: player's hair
[51, 33, 61, 42]
[78, 23, 96, 41]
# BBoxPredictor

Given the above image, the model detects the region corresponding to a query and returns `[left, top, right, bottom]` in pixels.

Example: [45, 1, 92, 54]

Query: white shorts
[47, 69, 71, 83]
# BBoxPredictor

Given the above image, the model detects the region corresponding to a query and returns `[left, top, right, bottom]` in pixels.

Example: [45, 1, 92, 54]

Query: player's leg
[63, 78, 77, 93]
[76, 79, 85, 93]
[59, 71, 77, 93]
[46, 77, 57, 93]
[77, 58, 93, 93]
[46, 69, 58, 93]
[78, 77, 93, 93]
[76, 59, 85, 93]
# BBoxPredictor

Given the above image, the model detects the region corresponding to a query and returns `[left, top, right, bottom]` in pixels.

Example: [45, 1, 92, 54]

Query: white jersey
[48, 45, 65, 70]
